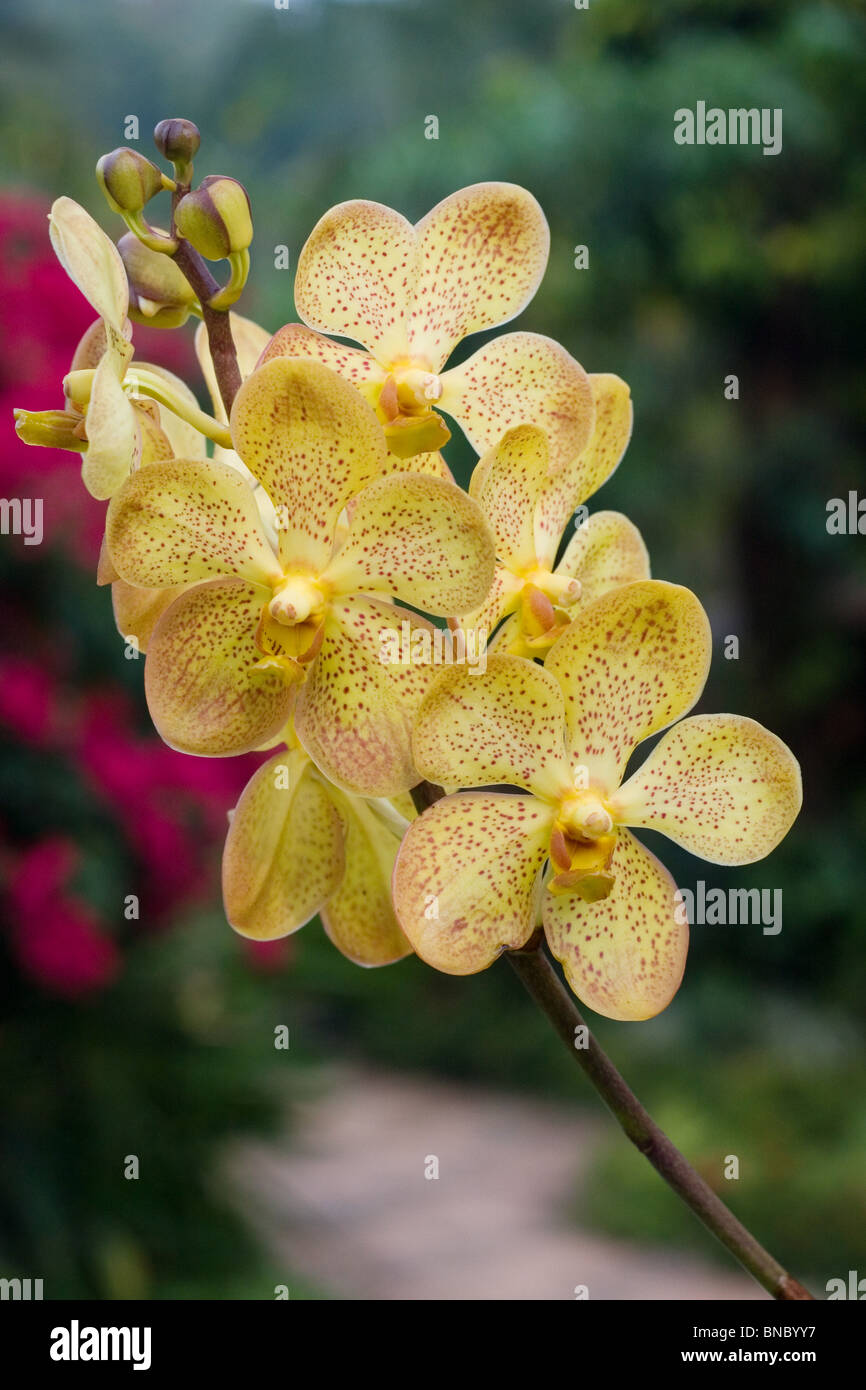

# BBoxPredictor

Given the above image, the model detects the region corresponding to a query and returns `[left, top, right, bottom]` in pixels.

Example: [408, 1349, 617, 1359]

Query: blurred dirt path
[228, 1066, 764, 1301]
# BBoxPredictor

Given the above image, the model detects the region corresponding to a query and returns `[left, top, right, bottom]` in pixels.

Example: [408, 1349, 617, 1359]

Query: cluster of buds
[95, 118, 253, 324]
[12, 125, 803, 1022]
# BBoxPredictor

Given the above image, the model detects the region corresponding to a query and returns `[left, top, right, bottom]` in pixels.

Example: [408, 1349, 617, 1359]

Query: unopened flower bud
[96, 148, 164, 215]
[118, 231, 197, 326]
[175, 176, 253, 260]
[153, 118, 201, 172]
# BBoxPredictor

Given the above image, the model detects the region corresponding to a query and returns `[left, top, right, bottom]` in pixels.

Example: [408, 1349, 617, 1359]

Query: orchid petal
[145, 578, 295, 756]
[557, 510, 650, 605]
[389, 450, 454, 480]
[80, 353, 139, 500]
[543, 828, 687, 1021]
[70, 318, 110, 371]
[322, 472, 495, 617]
[439, 332, 595, 475]
[229, 357, 390, 573]
[257, 321, 386, 385]
[49, 197, 129, 347]
[392, 791, 554, 973]
[223, 751, 345, 941]
[321, 790, 413, 965]
[611, 714, 802, 865]
[408, 183, 549, 372]
[295, 596, 437, 797]
[134, 402, 175, 466]
[534, 374, 633, 568]
[106, 458, 282, 590]
[469, 424, 551, 570]
[295, 199, 417, 363]
[544, 581, 712, 794]
[111, 578, 189, 655]
[413, 655, 572, 800]
[453, 563, 523, 644]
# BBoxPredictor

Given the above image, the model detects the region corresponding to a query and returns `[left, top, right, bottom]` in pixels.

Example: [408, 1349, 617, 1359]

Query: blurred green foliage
[1, 0, 864, 1288]
[0, 910, 296, 1298]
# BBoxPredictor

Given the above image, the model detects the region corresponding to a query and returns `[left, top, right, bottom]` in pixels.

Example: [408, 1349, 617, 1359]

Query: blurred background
[0, 0, 864, 1299]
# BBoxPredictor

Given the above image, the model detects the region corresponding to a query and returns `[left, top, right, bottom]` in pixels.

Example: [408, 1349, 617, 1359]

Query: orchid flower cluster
[15, 121, 802, 1021]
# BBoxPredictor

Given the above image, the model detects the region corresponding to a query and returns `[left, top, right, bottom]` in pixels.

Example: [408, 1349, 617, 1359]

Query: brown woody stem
[169, 187, 241, 416]
[409, 777, 813, 1301]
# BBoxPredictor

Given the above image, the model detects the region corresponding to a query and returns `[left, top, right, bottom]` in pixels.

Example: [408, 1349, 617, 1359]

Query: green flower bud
[96, 148, 164, 215]
[175, 175, 253, 260]
[153, 118, 201, 166]
[118, 231, 197, 326]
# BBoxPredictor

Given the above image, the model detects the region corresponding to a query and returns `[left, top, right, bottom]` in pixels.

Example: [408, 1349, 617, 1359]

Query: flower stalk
[171, 236, 241, 415]
[507, 941, 813, 1300]
[411, 778, 812, 1302]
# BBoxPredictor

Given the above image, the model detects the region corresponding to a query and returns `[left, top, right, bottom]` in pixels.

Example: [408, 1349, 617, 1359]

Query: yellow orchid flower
[14, 199, 232, 498]
[393, 580, 802, 1022]
[262, 183, 596, 470]
[223, 735, 412, 964]
[13, 197, 139, 499]
[90, 314, 272, 634]
[105, 473, 284, 656]
[104, 356, 495, 793]
[455, 376, 648, 655]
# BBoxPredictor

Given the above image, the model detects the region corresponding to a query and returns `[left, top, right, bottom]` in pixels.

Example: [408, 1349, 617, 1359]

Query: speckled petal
[145, 578, 295, 756]
[321, 790, 413, 966]
[414, 655, 573, 800]
[392, 791, 554, 974]
[223, 751, 345, 941]
[534, 374, 634, 568]
[295, 199, 417, 363]
[408, 183, 549, 372]
[390, 450, 454, 481]
[543, 828, 687, 1021]
[134, 403, 175, 466]
[257, 322, 386, 388]
[611, 714, 802, 865]
[469, 424, 551, 570]
[454, 563, 523, 643]
[322, 472, 495, 616]
[230, 357, 390, 572]
[106, 458, 282, 590]
[439, 332, 595, 476]
[111, 579, 189, 654]
[557, 511, 650, 605]
[81, 353, 139, 500]
[295, 596, 437, 797]
[544, 581, 712, 793]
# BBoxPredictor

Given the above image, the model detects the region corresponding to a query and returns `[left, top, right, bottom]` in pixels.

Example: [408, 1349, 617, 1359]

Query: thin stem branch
[409, 776, 813, 1301]
[172, 240, 242, 416]
[168, 184, 242, 417]
[506, 940, 813, 1300]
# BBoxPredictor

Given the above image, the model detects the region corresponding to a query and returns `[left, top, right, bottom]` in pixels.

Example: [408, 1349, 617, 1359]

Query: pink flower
[7, 838, 119, 997]
[0, 655, 57, 743]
